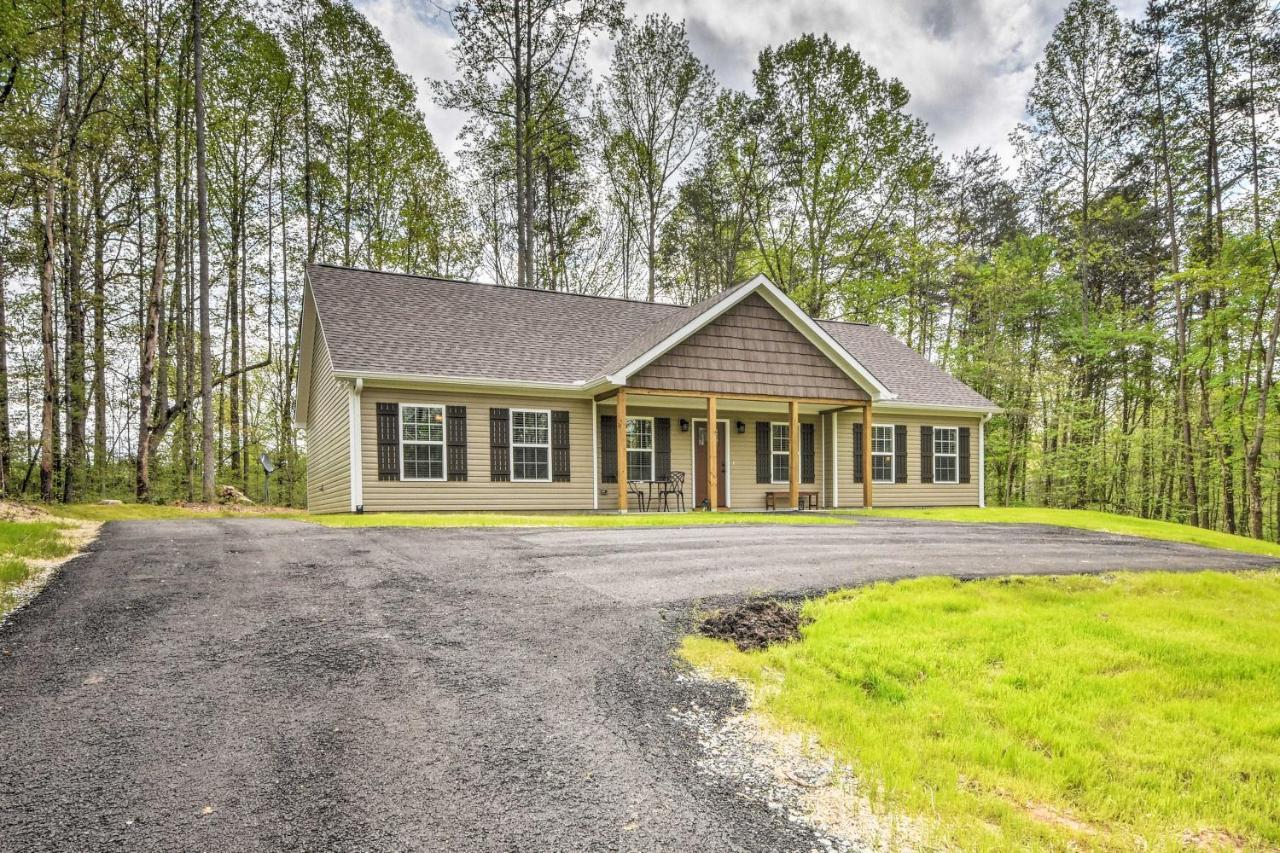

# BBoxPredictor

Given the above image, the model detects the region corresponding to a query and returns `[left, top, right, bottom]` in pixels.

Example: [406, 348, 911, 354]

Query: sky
[356, 0, 1147, 167]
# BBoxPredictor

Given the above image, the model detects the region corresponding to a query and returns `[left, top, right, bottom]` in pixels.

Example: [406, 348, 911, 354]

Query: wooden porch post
[616, 389, 628, 512]
[789, 399, 800, 510]
[862, 403, 873, 509]
[706, 395, 718, 512]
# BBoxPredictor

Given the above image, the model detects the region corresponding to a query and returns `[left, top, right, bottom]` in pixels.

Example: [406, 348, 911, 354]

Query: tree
[597, 13, 715, 301]
[751, 33, 935, 317]
[437, 0, 621, 289]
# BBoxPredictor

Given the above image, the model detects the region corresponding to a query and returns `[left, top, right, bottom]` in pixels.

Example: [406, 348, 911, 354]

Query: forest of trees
[2, 0, 1279, 542]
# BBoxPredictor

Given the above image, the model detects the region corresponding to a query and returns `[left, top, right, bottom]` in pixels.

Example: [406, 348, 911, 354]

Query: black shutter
[600, 415, 617, 483]
[801, 422, 815, 484]
[654, 417, 671, 480]
[894, 424, 907, 484]
[376, 403, 400, 481]
[920, 426, 933, 484]
[551, 410, 571, 482]
[490, 408, 510, 481]
[959, 427, 971, 484]
[852, 422, 863, 484]
[755, 422, 770, 483]
[446, 405, 467, 481]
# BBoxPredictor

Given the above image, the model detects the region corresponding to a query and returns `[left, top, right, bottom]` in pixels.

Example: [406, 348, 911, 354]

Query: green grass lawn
[306, 510, 853, 528]
[855, 506, 1280, 558]
[0, 520, 76, 614]
[46, 503, 853, 528]
[46, 503, 307, 522]
[683, 571, 1280, 850]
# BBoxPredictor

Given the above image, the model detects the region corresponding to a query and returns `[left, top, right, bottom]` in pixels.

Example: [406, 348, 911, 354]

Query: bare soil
[698, 598, 804, 651]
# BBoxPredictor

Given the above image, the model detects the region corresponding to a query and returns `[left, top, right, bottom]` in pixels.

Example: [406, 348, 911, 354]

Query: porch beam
[616, 388, 628, 512]
[862, 403, 873, 509]
[622, 388, 868, 407]
[593, 388, 620, 402]
[789, 399, 800, 510]
[706, 395, 718, 512]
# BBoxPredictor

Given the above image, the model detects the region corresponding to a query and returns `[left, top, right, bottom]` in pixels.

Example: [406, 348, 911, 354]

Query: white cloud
[357, 0, 1151, 169]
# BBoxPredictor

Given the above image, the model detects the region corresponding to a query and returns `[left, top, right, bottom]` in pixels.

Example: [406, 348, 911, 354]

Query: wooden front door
[694, 420, 728, 508]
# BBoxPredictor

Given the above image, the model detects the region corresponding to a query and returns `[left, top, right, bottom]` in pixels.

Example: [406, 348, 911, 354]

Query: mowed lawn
[855, 506, 1280, 558]
[48, 503, 853, 528]
[683, 571, 1280, 850]
[0, 521, 75, 613]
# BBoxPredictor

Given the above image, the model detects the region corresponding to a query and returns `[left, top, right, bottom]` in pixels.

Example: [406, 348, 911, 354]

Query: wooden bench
[764, 490, 819, 511]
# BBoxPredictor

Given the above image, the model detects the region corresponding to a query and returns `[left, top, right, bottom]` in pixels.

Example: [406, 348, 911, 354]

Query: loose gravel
[0, 517, 1273, 851]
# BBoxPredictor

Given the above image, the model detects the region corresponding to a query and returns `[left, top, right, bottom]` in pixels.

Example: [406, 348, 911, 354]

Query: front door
[694, 420, 728, 508]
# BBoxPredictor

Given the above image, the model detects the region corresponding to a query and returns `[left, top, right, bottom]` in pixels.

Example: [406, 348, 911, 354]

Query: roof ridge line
[309, 263, 688, 310]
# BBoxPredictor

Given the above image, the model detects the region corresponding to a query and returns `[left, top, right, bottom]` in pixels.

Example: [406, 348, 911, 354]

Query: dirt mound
[698, 598, 804, 651]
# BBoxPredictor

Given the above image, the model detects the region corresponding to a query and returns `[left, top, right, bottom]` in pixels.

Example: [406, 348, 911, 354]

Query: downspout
[348, 377, 363, 513]
[978, 411, 991, 509]
[591, 398, 599, 511]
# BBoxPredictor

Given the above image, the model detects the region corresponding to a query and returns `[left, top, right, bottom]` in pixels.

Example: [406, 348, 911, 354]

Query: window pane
[772, 453, 789, 482]
[771, 424, 789, 452]
[626, 418, 653, 451]
[403, 406, 443, 442]
[513, 446, 549, 481]
[871, 425, 893, 454]
[512, 410, 549, 445]
[935, 456, 957, 483]
[872, 455, 893, 482]
[403, 443, 443, 479]
[627, 449, 652, 481]
[934, 428, 957, 455]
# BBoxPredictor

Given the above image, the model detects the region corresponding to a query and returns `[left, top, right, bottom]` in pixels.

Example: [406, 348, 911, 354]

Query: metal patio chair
[656, 471, 686, 512]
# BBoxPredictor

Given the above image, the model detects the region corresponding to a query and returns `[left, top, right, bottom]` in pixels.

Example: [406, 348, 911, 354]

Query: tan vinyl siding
[360, 388, 595, 512]
[305, 328, 351, 513]
[598, 406, 824, 511]
[628, 294, 870, 401]
[836, 412, 981, 507]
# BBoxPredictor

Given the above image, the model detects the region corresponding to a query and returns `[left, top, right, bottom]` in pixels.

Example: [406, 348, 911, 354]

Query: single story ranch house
[295, 264, 999, 514]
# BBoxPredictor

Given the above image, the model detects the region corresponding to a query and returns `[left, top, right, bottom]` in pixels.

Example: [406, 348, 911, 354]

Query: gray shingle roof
[306, 264, 995, 410]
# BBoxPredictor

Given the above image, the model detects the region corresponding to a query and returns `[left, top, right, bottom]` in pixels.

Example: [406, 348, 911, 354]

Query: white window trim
[933, 425, 959, 484]
[399, 402, 447, 482]
[510, 408, 553, 483]
[625, 415, 655, 482]
[871, 423, 895, 484]
[769, 421, 791, 485]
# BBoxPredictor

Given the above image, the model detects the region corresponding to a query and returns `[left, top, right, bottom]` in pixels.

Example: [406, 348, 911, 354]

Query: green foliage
[684, 570, 1280, 848]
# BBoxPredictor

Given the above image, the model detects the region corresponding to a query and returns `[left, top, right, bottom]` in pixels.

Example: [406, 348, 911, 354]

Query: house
[295, 265, 999, 514]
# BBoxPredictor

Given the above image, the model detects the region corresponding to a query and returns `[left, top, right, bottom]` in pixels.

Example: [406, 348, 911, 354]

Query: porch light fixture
[735, 421, 746, 434]
[679, 418, 689, 432]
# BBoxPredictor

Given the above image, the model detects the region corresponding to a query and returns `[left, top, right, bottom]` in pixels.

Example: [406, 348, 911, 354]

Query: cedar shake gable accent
[627, 293, 870, 400]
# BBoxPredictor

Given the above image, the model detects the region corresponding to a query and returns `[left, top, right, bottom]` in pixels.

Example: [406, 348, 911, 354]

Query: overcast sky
[355, 0, 1147, 167]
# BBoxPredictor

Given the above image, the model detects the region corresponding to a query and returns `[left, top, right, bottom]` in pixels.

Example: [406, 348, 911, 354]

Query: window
[770, 422, 790, 483]
[511, 409, 550, 481]
[626, 417, 654, 481]
[401, 404, 445, 480]
[872, 424, 894, 483]
[934, 426, 958, 484]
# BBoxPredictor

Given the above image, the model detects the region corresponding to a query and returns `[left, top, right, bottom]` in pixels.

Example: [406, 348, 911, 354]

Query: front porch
[594, 389, 874, 513]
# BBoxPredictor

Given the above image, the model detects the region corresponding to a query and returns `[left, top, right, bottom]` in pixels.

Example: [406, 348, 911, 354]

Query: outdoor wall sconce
[736, 421, 746, 434]
[679, 418, 690, 432]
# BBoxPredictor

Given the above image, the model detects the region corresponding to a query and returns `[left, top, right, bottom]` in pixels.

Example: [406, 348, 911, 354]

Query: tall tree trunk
[40, 181, 60, 503]
[91, 160, 107, 495]
[194, 0, 215, 502]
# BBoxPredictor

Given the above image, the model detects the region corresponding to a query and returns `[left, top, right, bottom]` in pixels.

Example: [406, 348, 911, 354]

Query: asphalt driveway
[1, 517, 1274, 851]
